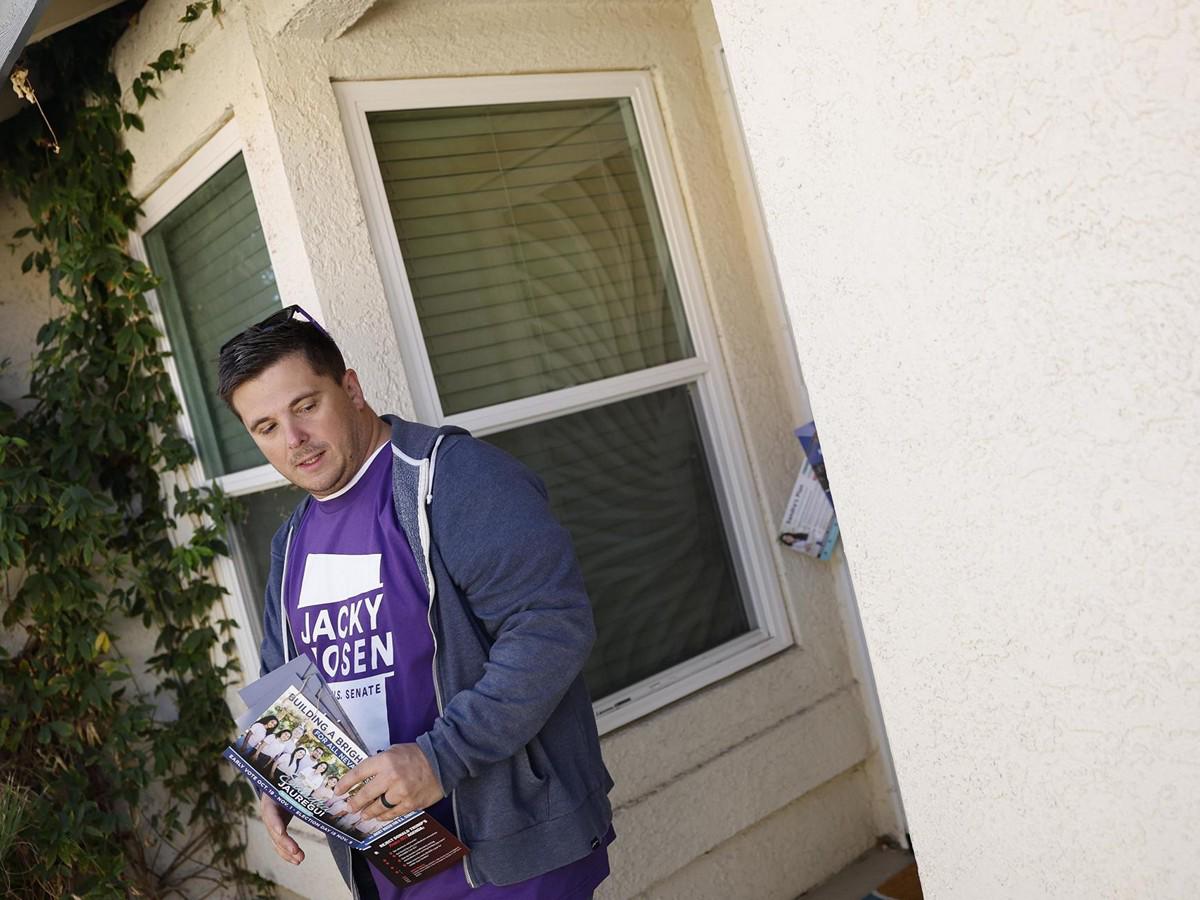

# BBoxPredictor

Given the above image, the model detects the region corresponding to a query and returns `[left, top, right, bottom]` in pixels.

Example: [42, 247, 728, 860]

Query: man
[217, 307, 614, 898]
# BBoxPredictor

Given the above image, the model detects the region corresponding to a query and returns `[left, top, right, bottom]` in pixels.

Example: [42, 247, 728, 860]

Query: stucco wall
[711, 1, 1200, 896]
[0, 195, 47, 413]
[0, 0, 901, 895]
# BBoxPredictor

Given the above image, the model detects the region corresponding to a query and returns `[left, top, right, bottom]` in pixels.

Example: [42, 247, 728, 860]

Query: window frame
[129, 119, 296, 678]
[336, 71, 794, 732]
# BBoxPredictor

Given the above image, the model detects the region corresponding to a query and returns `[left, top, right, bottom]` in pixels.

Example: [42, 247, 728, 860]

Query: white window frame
[129, 119, 298, 678]
[336, 71, 794, 732]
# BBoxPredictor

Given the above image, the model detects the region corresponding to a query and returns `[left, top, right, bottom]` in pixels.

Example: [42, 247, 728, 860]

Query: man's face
[230, 353, 376, 498]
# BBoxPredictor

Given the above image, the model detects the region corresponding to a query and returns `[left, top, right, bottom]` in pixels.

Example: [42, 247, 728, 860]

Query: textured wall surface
[0, 195, 45, 413]
[0, 0, 903, 896]
[711, 1, 1200, 896]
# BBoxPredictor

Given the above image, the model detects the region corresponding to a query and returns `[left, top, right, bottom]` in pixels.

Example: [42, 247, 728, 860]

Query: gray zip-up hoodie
[259, 416, 614, 896]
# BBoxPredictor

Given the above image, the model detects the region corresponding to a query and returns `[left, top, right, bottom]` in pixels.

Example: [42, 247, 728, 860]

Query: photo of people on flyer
[225, 686, 398, 844]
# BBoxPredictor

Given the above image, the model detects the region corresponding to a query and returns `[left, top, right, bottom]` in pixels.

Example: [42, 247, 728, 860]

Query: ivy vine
[0, 1, 266, 896]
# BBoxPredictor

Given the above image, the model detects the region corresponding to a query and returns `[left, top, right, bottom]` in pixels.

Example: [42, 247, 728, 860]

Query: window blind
[487, 385, 750, 699]
[367, 99, 694, 414]
[144, 153, 280, 477]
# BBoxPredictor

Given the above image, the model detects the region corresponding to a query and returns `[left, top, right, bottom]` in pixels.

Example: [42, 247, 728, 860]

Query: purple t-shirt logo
[295, 552, 395, 750]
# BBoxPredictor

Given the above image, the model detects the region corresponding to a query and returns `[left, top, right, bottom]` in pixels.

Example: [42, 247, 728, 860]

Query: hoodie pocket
[475, 742, 549, 839]
[516, 741, 549, 802]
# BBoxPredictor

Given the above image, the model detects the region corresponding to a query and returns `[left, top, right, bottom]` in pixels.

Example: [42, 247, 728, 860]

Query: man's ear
[342, 369, 367, 409]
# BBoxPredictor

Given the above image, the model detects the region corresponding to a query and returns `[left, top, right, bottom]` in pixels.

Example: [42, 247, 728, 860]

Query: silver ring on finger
[379, 793, 397, 810]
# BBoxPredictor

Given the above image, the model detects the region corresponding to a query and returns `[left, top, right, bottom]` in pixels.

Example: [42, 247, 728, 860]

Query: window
[485, 386, 748, 700]
[142, 152, 277, 477]
[133, 122, 305, 663]
[338, 73, 791, 729]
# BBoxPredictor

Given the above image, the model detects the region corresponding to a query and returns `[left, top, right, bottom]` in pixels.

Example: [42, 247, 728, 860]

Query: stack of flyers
[226, 655, 468, 887]
[779, 421, 840, 560]
[794, 421, 833, 511]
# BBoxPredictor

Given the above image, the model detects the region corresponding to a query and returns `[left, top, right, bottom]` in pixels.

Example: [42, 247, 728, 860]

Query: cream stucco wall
[1, 0, 904, 896]
[0, 195, 48, 414]
[711, 1, 1200, 897]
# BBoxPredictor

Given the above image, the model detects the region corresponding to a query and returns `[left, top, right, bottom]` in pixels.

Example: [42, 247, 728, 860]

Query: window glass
[367, 99, 694, 414]
[144, 153, 279, 477]
[486, 385, 749, 699]
[229, 483, 307, 632]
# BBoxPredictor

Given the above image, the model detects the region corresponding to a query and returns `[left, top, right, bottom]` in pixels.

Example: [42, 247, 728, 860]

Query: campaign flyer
[362, 812, 470, 887]
[225, 685, 412, 848]
[226, 677, 469, 884]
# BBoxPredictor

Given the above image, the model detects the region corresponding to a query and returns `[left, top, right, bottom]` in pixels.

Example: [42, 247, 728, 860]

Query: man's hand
[336, 743, 444, 821]
[261, 793, 304, 866]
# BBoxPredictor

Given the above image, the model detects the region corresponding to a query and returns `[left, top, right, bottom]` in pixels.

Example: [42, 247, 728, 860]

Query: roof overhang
[1, 0, 126, 121]
[28, 0, 126, 45]
[2, 0, 54, 84]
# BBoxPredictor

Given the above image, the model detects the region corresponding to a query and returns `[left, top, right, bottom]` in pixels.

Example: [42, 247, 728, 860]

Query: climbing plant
[0, 1, 269, 896]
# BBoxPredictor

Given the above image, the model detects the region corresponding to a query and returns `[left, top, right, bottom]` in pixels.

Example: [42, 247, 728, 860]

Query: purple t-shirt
[284, 441, 610, 898]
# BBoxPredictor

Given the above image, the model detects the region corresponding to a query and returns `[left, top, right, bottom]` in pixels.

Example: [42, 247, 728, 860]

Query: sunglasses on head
[219, 304, 331, 354]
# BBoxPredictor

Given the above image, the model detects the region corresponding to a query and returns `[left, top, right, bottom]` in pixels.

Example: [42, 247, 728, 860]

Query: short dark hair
[217, 318, 346, 412]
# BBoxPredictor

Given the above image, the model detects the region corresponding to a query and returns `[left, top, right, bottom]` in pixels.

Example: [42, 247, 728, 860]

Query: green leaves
[181, 1, 221, 24]
[181, 3, 208, 23]
[0, 1, 261, 896]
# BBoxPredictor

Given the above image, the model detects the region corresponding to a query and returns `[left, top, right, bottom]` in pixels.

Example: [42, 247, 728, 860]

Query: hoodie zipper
[417, 435, 475, 887]
[279, 524, 295, 664]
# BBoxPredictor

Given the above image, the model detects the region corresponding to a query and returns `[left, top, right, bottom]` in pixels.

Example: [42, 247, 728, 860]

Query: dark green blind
[366, 98, 694, 414]
[487, 386, 749, 699]
[144, 153, 280, 477]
